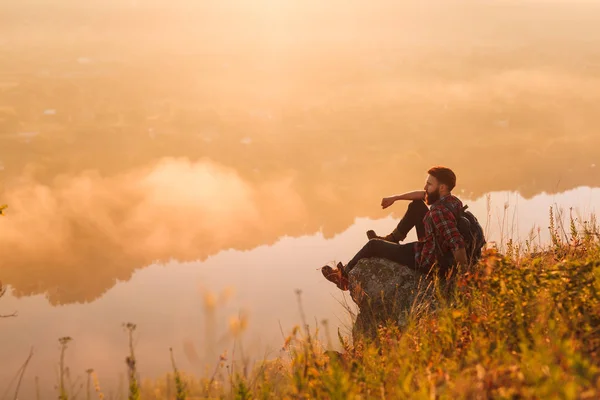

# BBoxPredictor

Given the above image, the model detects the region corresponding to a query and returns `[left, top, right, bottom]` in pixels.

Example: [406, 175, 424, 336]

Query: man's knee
[365, 238, 378, 250]
[364, 238, 389, 254]
[408, 199, 428, 212]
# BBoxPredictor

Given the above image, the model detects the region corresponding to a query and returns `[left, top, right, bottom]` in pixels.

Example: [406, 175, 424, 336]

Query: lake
[1, 1, 600, 397]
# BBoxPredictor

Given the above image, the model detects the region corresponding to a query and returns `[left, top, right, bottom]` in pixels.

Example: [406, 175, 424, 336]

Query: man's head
[424, 166, 457, 205]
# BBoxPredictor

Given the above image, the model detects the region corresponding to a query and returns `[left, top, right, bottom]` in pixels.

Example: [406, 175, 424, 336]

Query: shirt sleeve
[432, 208, 465, 252]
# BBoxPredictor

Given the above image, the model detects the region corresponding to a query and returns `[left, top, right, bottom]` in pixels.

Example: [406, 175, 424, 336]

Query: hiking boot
[321, 262, 349, 290]
[366, 230, 399, 243]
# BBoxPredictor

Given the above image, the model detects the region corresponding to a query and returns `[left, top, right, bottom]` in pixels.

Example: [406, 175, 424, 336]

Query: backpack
[440, 203, 487, 264]
[455, 205, 486, 263]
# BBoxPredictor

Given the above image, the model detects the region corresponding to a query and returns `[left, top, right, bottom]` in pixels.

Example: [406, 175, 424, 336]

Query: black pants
[345, 200, 429, 275]
[390, 199, 428, 242]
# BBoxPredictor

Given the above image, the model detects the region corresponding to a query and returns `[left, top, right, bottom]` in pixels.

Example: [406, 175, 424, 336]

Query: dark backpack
[440, 203, 487, 264]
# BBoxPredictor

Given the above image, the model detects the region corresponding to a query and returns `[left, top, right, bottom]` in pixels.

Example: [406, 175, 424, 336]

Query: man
[322, 166, 468, 290]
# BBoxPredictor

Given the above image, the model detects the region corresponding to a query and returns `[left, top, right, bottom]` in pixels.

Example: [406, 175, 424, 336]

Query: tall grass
[169, 347, 186, 400]
[124, 323, 141, 400]
[58, 337, 72, 400]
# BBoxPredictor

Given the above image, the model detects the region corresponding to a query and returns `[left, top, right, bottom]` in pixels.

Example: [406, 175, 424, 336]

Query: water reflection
[2, 154, 598, 305]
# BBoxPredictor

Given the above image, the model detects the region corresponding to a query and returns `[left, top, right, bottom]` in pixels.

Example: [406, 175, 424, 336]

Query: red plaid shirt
[414, 194, 466, 271]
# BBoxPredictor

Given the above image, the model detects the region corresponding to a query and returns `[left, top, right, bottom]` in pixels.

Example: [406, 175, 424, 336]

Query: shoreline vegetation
[2, 208, 599, 399]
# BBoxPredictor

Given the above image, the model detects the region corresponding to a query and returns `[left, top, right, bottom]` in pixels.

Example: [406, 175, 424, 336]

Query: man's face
[424, 175, 441, 205]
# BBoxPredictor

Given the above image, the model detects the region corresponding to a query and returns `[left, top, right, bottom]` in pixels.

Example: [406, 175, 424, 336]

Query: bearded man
[322, 166, 468, 290]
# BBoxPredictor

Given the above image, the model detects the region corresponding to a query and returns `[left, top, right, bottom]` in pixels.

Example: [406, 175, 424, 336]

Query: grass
[133, 240, 600, 399]
[3, 210, 600, 399]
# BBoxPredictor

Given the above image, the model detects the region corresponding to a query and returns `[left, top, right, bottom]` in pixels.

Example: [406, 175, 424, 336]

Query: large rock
[348, 258, 432, 340]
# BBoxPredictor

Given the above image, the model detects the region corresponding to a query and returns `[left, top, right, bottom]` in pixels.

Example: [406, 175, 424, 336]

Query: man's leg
[392, 199, 429, 241]
[368, 200, 428, 242]
[344, 239, 416, 276]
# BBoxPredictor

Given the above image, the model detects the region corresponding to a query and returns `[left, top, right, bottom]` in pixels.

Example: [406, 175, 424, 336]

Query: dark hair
[428, 166, 457, 191]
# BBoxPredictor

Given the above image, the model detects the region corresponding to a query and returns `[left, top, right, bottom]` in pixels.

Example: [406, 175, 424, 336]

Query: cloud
[0, 158, 308, 304]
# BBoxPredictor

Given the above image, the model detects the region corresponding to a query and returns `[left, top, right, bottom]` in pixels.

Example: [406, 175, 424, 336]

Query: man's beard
[425, 188, 441, 205]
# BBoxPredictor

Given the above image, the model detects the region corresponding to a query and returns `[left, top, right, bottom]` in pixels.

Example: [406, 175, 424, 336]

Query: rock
[348, 258, 432, 340]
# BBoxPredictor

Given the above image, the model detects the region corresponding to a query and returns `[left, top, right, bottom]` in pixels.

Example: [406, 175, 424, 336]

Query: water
[1, 1, 600, 396]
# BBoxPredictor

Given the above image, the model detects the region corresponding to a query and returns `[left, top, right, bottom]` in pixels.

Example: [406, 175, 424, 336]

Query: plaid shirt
[414, 194, 466, 271]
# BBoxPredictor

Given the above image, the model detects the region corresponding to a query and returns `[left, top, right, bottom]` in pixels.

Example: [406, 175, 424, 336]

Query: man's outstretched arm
[381, 190, 426, 209]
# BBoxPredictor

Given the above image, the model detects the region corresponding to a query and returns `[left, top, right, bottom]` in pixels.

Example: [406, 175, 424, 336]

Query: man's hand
[381, 196, 396, 209]
[453, 247, 469, 267]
